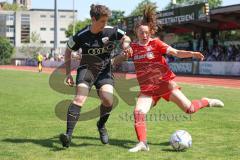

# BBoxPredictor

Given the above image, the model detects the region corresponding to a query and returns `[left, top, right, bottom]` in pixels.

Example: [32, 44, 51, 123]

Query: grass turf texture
[0, 70, 239, 160]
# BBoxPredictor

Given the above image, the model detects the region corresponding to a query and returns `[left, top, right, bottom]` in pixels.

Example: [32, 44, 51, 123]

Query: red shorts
[140, 81, 181, 106]
[151, 86, 180, 106]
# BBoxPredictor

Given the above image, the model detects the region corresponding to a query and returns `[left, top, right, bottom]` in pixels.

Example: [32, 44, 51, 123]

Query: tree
[108, 10, 125, 26]
[66, 10, 125, 36]
[207, 0, 222, 9]
[165, 0, 222, 10]
[2, 2, 27, 11]
[219, 30, 240, 41]
[19, 32, 46, 59]
[0, 36, 15, 64]
[129, 0, 157, 16]
[65, 19, 91, 37]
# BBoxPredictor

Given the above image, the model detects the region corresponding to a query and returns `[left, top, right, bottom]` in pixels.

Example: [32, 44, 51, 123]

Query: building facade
[0, 11, 15, 44]
[0, 9, 77, 55]
[13, 0, 32, 10]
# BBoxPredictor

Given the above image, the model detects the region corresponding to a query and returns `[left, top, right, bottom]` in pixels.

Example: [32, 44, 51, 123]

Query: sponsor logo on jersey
[134, 54, 147, 60]
[102, 37, 109, 44]
[87, 42, 115, 55]
[147, 46, 152, 52]
[146, 52, 155, 59]
[134, 52, 155, 60]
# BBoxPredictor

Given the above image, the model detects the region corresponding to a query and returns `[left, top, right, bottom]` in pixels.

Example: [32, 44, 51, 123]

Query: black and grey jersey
[67, 25, 125, 63]
[67, 25, 125, 81]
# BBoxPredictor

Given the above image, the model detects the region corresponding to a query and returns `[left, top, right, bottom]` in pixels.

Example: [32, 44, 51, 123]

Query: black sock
[97, 104, 112, 128]
[66, 103, 81, 136]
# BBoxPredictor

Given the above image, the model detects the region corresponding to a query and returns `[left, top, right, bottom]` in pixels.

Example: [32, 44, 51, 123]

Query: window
[50, 15, 54, 18]
[20, 0, 25, 4]
[50, 41, 54, 44]
[40, 28, 46, 31]
[21, 14, 30, 43]
[9, 37, 15, 44]
[0, 15, 5, 21]
[6, 26, 14, 32]
[50, 28, 54, 31]
[41, 41, 46, 44]
[40, 15, 46, 18]
[7, 14, 14, 21]
[60, 28, 66, 31]
[0, 28, 4, 33]
[60, 41, 67, 44]
[60, 15, 66, 18]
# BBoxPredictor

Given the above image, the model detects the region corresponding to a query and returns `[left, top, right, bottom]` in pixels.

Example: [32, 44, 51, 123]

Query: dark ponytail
[134, 4, 159, 35]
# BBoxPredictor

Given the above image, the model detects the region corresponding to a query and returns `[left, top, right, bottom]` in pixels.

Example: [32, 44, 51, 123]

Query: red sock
[186, 99, 209, 114]
[134, 110, 146, 142]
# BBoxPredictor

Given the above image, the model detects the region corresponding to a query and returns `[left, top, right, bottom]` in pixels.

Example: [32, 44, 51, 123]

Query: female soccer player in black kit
[59, 4, 132, 148]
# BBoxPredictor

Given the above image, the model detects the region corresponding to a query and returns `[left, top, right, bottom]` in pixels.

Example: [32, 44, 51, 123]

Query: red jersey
[130, 38, 176, 96]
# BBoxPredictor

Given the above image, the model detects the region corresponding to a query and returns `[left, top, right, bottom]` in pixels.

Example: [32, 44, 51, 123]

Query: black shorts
[38, 61, 42, 65]
[76, 65, 114, 90]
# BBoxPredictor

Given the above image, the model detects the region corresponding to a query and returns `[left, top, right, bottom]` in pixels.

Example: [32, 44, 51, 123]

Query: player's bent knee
[73, 96, 86, 106]
[77, 83, 89, 89]
[134, 104, 151, 114]
[101, 97, 113, 107]
[184, 106, 195, 114]
[168, 81, 178, 90]
[99, 86, 114, 106]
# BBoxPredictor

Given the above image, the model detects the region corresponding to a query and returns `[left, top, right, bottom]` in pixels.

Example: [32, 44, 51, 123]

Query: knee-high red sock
[186, 99, 209, 114]
[134, 110, 146, 142]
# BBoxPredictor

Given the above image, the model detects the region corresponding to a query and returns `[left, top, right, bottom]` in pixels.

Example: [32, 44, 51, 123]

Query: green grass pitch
[0, 70, 239, 160]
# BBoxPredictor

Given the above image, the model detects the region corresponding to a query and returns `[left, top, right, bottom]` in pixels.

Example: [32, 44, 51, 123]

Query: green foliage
[66, 10, 125, 36]
[219, 30, 240, 41]
[108, 10, 125, 26]
[65, 19, 91, 37]
[165, 0, 222, 10]
[177, 33, 194, 42]
[0, 70, 239, 160]
[0, 36, 14, 64]
[30, 31, 41, 44]
[2, 2, 27, 11]
[129, 0, 157, 16]
[208, 0, 222, 9]
[19, 32, 45, 59]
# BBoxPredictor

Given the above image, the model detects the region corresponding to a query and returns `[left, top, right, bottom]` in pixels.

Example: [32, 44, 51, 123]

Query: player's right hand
[123, 47, 133, 58]
[192, 52, 204, 61]
[65, 75, 74, 87]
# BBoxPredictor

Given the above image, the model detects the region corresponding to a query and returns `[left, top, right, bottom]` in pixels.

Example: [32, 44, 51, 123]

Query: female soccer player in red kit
[121, 6, 224, 152]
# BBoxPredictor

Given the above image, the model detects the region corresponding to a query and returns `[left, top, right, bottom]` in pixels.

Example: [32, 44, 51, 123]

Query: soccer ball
[169, 130, 192, 151]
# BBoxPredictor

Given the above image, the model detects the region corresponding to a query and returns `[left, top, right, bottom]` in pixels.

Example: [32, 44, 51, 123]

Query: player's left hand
[123, 47, 133, 58]
[192, 52, 204, 61]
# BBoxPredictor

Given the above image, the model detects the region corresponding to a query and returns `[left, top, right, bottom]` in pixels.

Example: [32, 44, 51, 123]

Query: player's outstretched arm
[168, 47, 204, 61]
[121, 35, 132, 50]
[111, 49, 131, 66]
[64, 47, 74, 86]
[111, 35, 133, 66]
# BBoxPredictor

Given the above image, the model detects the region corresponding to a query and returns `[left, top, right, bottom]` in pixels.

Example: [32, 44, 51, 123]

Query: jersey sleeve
[109, 27, 125, 41]
[66, 34, 82, 51]
[155, 38, 171, 55]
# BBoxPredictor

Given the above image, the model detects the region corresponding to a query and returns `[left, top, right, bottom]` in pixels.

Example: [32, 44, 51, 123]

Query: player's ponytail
[143, 4, 158, 34]
[134, 4, 159, 35]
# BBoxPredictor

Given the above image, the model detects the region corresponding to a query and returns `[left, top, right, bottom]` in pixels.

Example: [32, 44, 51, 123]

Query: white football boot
[202, 98, 224, 107]
[128, 141, 149, 152]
